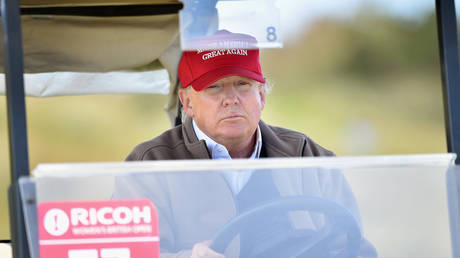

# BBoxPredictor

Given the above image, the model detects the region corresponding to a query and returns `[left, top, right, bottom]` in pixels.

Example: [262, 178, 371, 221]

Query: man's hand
[190, 240, 225, 258]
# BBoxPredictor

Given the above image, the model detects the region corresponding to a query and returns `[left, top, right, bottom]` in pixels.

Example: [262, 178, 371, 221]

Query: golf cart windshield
[17, 154, 458, 258]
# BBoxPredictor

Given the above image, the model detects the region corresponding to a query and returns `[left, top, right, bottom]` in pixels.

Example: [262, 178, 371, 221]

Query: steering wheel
[209, 196, 362, 258]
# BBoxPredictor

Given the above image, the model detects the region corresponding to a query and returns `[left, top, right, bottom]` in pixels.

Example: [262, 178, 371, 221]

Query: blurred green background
[0, 8, 447, 238]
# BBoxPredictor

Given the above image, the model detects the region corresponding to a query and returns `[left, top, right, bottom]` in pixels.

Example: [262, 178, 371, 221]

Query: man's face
[180, 75, 266, 145]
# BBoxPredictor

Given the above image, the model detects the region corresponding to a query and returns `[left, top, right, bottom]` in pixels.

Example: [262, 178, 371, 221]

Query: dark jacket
[126, 117, 334, 160]
[120, 118, 379, 257]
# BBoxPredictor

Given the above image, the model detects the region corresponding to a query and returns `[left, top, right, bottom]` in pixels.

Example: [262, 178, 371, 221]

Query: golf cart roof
[0, 0, 183, 97]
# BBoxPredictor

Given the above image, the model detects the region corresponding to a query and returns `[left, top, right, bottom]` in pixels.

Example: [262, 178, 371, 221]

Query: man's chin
[216, 126, 252, 140]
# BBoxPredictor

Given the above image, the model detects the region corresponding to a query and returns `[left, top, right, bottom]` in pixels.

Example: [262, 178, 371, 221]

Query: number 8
[266, 26, 277, 42]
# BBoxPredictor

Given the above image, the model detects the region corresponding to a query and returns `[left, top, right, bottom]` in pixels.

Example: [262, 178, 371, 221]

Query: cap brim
[190, 66, 266, 91]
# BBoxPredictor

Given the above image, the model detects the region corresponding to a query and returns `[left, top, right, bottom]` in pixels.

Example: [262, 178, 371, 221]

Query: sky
[275, 0, 437, 40]
[213, 0, 441, 47]
[187, 0, 457, 49]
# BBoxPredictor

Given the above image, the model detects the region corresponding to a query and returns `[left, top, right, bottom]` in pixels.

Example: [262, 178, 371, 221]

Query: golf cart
[2, 0, 460, 257]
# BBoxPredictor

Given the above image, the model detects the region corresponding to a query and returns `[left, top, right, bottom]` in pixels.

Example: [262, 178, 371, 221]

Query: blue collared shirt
[192, 120, 262, 194]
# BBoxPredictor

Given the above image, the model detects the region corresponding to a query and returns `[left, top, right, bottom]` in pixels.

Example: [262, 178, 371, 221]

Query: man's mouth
[221, 114, 244, 121]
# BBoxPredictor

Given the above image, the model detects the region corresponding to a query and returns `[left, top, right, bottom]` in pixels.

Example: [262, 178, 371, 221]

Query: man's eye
[236, 81, 252, 90]
[206, 85, 222, 93]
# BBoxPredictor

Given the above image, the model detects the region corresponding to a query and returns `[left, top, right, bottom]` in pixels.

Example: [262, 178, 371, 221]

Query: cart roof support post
[436, 0, 460, 164]
[2, 0, 31, 257]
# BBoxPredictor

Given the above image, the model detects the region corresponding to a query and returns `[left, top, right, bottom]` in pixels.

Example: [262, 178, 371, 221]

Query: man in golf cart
[126, 30, 333, 161]
[120, 31, 377, 257]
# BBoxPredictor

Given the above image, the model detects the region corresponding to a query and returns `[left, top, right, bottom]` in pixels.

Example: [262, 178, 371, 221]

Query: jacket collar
[259, 120, 304, 157]
[182, 117, 304, 159]
[182, 116, 212, 159]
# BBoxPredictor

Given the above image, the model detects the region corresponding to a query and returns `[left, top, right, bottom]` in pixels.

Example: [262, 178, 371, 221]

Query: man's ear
[179, 87, 194, 117]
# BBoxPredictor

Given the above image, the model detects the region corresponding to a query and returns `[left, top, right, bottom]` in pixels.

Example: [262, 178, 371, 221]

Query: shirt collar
[192, 120, 262, 159]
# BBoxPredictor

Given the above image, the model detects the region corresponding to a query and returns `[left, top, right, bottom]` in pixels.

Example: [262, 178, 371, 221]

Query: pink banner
[38, 199, 159, 258]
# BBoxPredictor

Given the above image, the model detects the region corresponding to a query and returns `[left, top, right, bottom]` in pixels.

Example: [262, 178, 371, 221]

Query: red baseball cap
[178, 30, 265, 91]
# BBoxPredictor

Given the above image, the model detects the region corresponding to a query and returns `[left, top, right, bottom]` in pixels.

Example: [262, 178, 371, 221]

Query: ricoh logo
[43, 206, 152, 236]
[44, 208, 70, 236]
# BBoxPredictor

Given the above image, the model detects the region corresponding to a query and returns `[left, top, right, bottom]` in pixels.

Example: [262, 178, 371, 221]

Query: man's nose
[222, 86, 239, 106]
